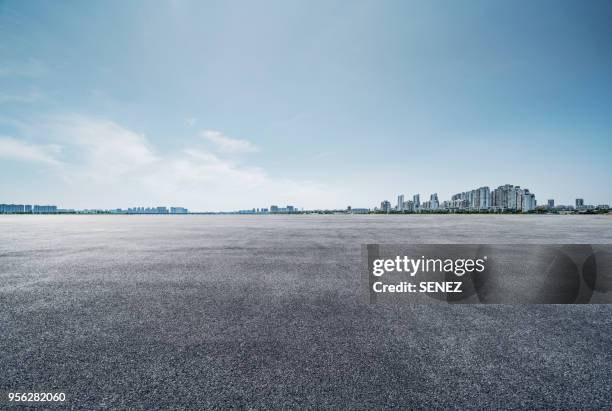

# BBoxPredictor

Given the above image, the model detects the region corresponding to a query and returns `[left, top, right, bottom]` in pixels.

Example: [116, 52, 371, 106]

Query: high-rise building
[413, 194, 420, 209]
[430, 193, 439, 210]
[450, 192, 469, 210]
[397, 194, 404, 211]
[576, 198, 584, 208]
[508, 185, 518, 209]
[380, 200, 391, 213]
[547, 199, 555, 209]
[489, 184, 538, 212]
[478, 186, 490, 209]
[469, 189, 476, 208]
[490, 185, 520, 210]
[270, 205, 279, 213]
[522, 190, 536, 212]
[515, 188, 523, 211]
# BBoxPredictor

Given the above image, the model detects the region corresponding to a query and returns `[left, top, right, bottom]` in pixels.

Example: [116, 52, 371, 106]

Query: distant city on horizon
[1, 183, 610, 215]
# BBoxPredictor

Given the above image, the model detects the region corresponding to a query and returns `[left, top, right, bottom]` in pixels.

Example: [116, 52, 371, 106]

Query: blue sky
[1, 0, 611, 210]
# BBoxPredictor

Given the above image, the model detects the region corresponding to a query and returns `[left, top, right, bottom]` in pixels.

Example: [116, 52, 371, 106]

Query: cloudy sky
[1, 0, 611, 210]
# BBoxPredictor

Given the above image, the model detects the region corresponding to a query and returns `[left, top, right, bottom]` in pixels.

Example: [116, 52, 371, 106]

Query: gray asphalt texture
[1, 214, 611, 410]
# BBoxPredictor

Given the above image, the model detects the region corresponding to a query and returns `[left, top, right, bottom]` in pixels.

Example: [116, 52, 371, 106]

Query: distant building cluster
[238, 205, 297, 214]
[541, 198, 609, 212]
[125, 206, 188, 214]
[449, 185, 536, 212]
[0, 204, 58, 214]
[385, 185, 535, 212]
[271, 205, 296, 213]
[126, 207, 169, 214]
[0, 204, 189, 214]
[379, 184, 609, 214]
[570, 198, 609, 212]
[346, 206, 370, 214]
[1, 192, 609, 216]
[123, 206, 189, 214]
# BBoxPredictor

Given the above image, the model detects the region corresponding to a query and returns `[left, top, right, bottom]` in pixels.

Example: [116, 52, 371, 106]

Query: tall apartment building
[450, 186, 490, 210]
[488, 185, 537, 212]
[430, 193, 439, 210]
[380, 200, 391, 213]
[478, 186, 490, 209]
[402, 200, 414, 212]
[522, 190, 536, 212]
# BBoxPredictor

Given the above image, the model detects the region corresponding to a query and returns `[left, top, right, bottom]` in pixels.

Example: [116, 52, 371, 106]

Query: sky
[1, 0, 611, 211]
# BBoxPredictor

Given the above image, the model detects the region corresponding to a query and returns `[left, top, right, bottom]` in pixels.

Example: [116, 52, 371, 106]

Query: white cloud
[172, 148, 267, 185]
[138, 148, 330, 210]
[3, 116, 337, 210]
[53, 116, 160, 182]
[200, 129, 259, 154]
[0, 137, 62, 165]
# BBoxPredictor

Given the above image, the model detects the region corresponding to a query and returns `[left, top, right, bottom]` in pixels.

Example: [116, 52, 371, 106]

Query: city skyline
[1, 1, 611, 209]
[1, 181, 609, 214]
